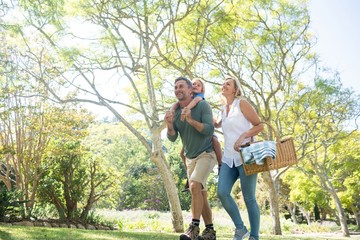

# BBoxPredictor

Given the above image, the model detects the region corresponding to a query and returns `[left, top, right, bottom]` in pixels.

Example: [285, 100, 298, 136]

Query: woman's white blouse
[221, 98, 253, 168]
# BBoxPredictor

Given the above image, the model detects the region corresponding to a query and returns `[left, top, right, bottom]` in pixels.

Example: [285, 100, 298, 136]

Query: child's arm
[170, 101, 180, 112]
[181, 96, 202, 121]
[180, 146, 186, 169]
[186, 96, 202, 110]
[212, 136, 222, 166]
[214, 118, 222, 128]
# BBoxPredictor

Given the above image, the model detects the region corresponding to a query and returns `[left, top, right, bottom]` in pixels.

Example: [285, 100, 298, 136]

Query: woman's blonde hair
[192, 77, 206, 93]
[224, 75, 241, 97]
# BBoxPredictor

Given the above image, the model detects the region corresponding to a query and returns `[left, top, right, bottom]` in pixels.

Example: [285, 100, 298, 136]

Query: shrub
[0, 183, 24, 222]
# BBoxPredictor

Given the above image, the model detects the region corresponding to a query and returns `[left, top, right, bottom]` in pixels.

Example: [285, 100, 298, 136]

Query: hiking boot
[233, 227, 249, 240]
[180, 223, 200, 240]
[181, 179, 190, 192]
[248, 236, 256, 240]
[199, 227, 216, 240]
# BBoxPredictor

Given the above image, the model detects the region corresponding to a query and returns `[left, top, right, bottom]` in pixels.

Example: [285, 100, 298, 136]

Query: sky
[308, 0, 360, 93]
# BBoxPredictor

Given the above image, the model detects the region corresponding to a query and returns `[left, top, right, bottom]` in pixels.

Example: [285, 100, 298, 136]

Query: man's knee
[189, 181, 202, 193]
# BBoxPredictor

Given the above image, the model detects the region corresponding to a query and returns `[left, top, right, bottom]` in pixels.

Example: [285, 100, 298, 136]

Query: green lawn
[0, 226, 359, 240]
[1, 209, 359, 240]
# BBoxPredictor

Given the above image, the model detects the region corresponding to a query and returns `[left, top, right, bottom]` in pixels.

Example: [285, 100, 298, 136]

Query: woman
[215, 76, 264, 240]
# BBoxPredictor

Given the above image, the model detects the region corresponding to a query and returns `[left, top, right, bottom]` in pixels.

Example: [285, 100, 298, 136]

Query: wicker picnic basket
[239, 122, 298, 176]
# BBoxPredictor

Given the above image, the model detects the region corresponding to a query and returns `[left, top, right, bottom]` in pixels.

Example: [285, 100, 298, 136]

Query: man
[165, 77, 217, 240]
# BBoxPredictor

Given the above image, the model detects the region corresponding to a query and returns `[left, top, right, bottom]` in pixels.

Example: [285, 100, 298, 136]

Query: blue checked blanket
[240, 141, 276, 165]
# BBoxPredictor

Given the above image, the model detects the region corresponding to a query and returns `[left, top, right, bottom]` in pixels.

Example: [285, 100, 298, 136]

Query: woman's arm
[233, 99, 264, 151]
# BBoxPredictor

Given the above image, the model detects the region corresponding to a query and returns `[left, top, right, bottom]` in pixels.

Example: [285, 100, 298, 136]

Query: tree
[283, 169, 331, 224]
[0, 80, 53, 218]
[332, 132, 360, 229]
[39, 137, 117, 222]
[289, 74, 360, 237]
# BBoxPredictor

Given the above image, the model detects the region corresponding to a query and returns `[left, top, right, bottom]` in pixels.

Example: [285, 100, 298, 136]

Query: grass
[0, 226, 358, 240]
[0, 209, 359, 240]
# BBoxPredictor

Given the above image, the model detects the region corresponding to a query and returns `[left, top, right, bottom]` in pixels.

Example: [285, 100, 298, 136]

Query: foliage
[33, 109, 116, 222]
[0, 182, 24, 222]
[331, 132, 360, 226]
[285, 74, 360, 231]
[85, 210, 114, 228]
[38, 135, 117, 222]
[38, 140, 89, 220]
[85, 122, 189, 211]
[162, 138, 192, 210]
[284, 169, 330, 211]
[0, 76, 90, 218]
[31, 203, 59, 220]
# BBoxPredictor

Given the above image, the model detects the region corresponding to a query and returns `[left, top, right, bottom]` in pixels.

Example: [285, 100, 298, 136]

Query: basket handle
[241, 121, 280, 147]
[257, 121, 281, 142]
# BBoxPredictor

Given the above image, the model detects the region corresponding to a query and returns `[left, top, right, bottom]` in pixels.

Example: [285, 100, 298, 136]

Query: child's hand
[182, 107, 191, 122]
[180, 109, 186, 121]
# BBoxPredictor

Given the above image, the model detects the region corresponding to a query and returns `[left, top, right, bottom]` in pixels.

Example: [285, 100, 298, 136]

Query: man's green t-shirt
[167, 100, 214, 159]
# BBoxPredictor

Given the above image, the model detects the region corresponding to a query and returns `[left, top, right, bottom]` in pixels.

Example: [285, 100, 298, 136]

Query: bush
[31, 203, 59, 220]
[85, 210, 116, 228]
[0, 183, 24, 222]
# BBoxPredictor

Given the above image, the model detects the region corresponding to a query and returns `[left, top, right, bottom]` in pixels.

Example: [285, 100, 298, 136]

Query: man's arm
[183, 101, 214, 136]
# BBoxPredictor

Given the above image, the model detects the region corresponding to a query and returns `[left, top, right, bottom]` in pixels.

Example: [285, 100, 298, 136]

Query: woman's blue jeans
[218, 163, 260, 239]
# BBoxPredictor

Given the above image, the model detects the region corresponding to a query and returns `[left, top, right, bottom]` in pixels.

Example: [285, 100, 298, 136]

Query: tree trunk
[298, 205, 311, 224]
[287, 203, 298, 224]
[101, 100, 184, 232]
[49, 192, 66, 220]
[151, 133, 184, 233]
[0, 163, 13, 190]
[320, 175, 350, 237]
[320, 208, 327, 220]
[351, 205, 360, 229]
[314, 204, 321, 221]
[331, 190, 350, 237]
[262, 172, 282, 235]
[81, 185, 95, 222]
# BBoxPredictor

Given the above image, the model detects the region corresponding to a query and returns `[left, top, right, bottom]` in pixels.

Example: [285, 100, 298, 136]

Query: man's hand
[165, 110, 174, 125]
[165, 110, 176, 136]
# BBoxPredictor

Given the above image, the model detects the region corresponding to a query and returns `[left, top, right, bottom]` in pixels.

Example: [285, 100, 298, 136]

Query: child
[170, 77, 206, 121]
[170, 78, 222, 192]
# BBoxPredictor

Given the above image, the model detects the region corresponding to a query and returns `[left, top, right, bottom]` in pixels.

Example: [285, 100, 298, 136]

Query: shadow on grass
[0, 230, 16, 240]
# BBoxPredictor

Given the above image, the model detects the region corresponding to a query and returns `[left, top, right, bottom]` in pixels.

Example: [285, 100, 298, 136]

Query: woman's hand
[233, 134, 247, 151]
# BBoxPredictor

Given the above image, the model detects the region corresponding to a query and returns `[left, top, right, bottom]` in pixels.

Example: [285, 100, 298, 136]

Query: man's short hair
[175, 77, 192, 88]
